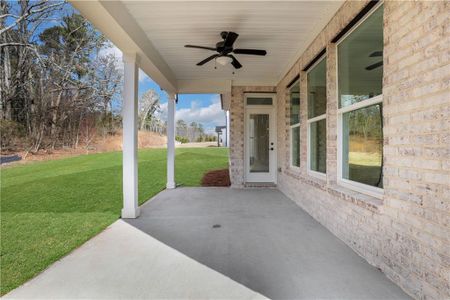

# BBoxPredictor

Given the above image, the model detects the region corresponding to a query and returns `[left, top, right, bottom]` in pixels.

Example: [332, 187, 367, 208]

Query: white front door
[245, 104, 277, 183]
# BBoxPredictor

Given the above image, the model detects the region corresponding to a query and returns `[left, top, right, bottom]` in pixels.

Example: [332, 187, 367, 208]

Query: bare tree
[138, 89, 160, 131]
[1, 2, 125, 152]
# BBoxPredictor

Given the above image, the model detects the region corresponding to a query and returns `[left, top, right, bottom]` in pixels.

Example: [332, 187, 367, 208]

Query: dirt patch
[201, 169, 231, 187]
[93, 130, 167, 152]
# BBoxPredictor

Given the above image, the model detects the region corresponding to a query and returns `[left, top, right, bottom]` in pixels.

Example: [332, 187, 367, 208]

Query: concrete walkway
[6, 187, 409, 299]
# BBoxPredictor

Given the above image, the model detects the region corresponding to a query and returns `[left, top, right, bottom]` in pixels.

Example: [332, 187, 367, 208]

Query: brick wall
[272, 1, 449, 299]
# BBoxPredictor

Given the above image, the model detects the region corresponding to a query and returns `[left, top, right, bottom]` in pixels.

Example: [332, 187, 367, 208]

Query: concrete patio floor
[6, 187, 409, 299]
[126, 188, 408, 299]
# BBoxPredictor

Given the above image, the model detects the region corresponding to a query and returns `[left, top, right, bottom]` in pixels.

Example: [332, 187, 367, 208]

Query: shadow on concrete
[125, 187, 409, 300]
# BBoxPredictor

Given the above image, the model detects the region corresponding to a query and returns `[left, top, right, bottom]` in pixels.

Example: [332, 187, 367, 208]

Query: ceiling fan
[365, 51, 383, 70]
[184, 31, 267, 69]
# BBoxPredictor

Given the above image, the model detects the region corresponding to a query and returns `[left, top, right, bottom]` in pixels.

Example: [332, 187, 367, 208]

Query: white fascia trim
[177, 79, 232, 94]
[232, 78, 278, 87]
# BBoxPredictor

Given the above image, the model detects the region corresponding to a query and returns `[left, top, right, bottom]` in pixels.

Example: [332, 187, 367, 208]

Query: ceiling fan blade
[196, 54, 219, 66]
[365, 61, 383, 70]
[224, 32, 239, 48]
[185, 45, 217, 51]
[233, 49, 267, 56]
[229, 55, 242, 69]
[369, 51, 383, 57]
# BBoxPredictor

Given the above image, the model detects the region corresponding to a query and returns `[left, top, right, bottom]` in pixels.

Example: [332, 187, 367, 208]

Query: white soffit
[121, 1, 344, 89]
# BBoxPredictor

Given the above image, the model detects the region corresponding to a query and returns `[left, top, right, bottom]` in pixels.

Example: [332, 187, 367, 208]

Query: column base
[166, 182, 176, 189]
[121, 207, 140, 219]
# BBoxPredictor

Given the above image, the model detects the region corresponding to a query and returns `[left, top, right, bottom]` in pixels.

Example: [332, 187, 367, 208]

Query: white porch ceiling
[123, 1, 343, 87]
[72, 1, 344, 93]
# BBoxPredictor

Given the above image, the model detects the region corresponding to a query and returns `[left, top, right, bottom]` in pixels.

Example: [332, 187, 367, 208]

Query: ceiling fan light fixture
[216, 56, 233, 66]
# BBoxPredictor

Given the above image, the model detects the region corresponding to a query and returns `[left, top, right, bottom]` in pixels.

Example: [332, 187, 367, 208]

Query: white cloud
[159, 96, 225, 134]
[158, 102, 168, 120]
[98, 45, 122, 60]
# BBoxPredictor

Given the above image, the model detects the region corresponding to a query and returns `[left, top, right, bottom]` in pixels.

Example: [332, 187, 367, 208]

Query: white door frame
[244, 93, 277, 183]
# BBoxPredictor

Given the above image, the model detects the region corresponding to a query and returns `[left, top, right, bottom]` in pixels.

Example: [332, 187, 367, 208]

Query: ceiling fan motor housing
[216, 41, 232, 54]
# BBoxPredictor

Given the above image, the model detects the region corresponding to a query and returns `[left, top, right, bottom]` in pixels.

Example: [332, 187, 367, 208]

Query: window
[247, 97, 273, 105]
[337, 4, 384, 197]
[289, 81, 300, 168]
[307, 57, 327, 176]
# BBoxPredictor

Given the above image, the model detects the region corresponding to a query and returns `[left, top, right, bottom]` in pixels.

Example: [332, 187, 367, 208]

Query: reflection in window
[307, 57, 326, 175]
[290, 82, 300, 167]
[338, 5, 383, 108]
[290, 83, 300, 125]
[342, 104, 383, 188]
[310, 119, 327, 173]
[249, 114, 269, 173]
[291, 126, 300, 167]
[307, 59, 327, 118]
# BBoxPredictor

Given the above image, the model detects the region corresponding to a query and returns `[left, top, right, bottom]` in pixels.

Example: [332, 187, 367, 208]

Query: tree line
[1, 0, 122, 152]
[175, 119, 216, 144]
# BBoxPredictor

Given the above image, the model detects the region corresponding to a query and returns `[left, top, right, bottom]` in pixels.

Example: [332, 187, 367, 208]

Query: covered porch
[69, 0, 347, 218]
[4, 188, 407, 299]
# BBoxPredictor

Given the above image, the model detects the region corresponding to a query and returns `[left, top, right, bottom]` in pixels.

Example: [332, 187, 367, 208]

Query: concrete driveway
[6, 187, 408, 299]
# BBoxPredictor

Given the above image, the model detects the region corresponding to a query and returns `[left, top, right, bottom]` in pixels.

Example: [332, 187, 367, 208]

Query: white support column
[166, 94, 176, 189]
[226, 110, 230, 147]
[121, 53, 140, 218]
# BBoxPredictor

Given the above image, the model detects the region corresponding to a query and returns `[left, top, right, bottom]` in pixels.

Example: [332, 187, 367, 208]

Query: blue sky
[137, 69, 225, 134]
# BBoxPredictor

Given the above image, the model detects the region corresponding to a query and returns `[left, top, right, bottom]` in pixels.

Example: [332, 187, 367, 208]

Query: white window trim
[307, 119, 327, 180]
[337, 96, 383, 198]
[289, 80, 301, 170]
[306, 56, 327, 179]
[290, 123, 301, 171]
[335, 2, 385, 199]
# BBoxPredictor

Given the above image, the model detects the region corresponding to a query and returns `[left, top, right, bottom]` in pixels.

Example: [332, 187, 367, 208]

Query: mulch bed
[201, 169, 231, 187]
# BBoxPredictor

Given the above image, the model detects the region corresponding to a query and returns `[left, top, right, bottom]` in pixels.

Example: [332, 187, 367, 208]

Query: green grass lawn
[0, 147, 228, 295]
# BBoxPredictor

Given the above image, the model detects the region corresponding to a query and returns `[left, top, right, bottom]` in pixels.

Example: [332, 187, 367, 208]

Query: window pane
[342, 104, 383, 188]
[307, 58, 327, 118]
[338, 5, 383, 108]
[310, 119, 326, 173]
[291, 126, 300, 167]
[249, 114, 269, 173]
[290, 82, 300, 125]
[247, 97, 272, 105]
